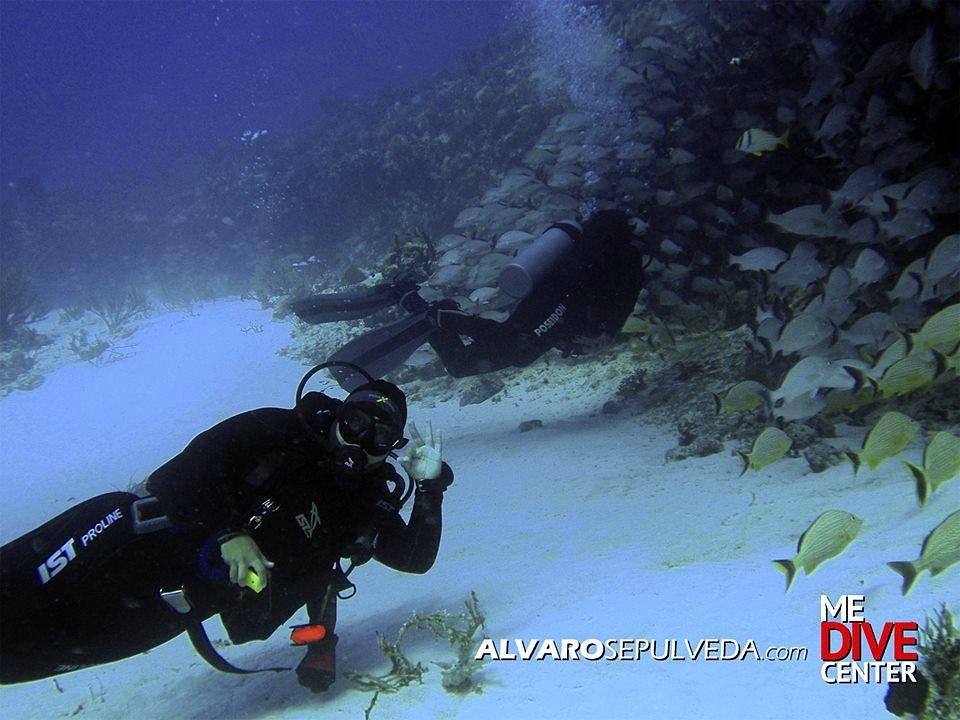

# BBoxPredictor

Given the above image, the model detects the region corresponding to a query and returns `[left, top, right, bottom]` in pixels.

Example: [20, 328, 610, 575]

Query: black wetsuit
[428, 210, 644, 377]
[290, 210, 644, 385]
[0, 392, 448, 684]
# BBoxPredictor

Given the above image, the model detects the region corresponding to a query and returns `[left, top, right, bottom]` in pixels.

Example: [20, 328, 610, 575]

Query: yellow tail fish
[737, 427, 792, 475]
[888, 510, 960, 596]
[773, 510, 863, 591]
[903, 431, 960, 506]
[845, 411, 919, 474]
[736, 128, 790, 156]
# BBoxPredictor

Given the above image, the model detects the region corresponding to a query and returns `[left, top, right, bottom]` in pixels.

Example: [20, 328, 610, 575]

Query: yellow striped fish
[823, 385, 878, 414]
[903, 431, 960, 506]
[845, 411, 919, 474]
[944, 342, 960, 377]
[911, 303, 959, 352]
[872, 333, 910, 376]
[876, 350, 948, 398]
[888, 510, 960, 596]
[713, 380, 770, 415]
[737, 427, 792, 475]
[736, 128, 790, 156]
[846, 334, 910, 395]
[773, 510, 863, 591]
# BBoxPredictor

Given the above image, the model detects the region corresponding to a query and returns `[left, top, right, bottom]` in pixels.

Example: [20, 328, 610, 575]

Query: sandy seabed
[0, 300, 955, 720]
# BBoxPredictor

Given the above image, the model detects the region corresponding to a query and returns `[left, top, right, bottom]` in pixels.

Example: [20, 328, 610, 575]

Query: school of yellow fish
[718, 303, 957, 594]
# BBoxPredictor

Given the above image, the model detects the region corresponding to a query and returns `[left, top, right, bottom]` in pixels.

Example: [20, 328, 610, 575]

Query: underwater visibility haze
[0, 1, 958, 719]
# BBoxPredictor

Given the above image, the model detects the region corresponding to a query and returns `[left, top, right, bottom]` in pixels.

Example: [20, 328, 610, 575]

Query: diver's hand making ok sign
[399, 421, 451, 492]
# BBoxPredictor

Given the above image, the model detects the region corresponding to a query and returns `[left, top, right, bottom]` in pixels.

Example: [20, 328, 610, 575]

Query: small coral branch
[346, 592, 488, 718]
[381, 225, 437, 282]
[430, 591, 488, 695]
[0, 268, 46, 342]
[886, 604, 959, 720]
[346, 624, 430, 694]
[87, 288, 148, 336]
[362, 691, 379, 720]
[0, 349, 36, 388]
[69, 329, 110, 363]
[920, 605, 959, 720]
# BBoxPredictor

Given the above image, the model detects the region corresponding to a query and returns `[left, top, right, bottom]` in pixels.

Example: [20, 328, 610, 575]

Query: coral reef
[346, 593, 487, 717]
[0, 268, 46, 344]
[87, 288, 148, 337]
[2, 0, 957, 483]
[0, 349, 40, 397]
[919, 605, 960, 720]
[379, 226, 438, 282]
[886, 605, 959, 720]
[68, 330, 110, 364]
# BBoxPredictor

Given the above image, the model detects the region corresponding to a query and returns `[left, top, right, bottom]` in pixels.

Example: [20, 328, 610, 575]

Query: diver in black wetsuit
[0, 363, 452, 693]
[291, 209, 645, 381]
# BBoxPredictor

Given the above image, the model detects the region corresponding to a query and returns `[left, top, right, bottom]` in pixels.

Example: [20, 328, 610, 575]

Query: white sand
[0, 300, 956, 720]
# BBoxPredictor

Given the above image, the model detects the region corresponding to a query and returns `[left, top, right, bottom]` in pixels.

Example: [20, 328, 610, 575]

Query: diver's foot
[385, 270, 420, 298]
[425, 299, 461, 328]
[399, 290, 429, 313]
[385, 272, 427, 312]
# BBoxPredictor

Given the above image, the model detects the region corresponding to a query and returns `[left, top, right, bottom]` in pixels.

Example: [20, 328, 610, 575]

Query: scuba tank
[498, 221, 582, 300]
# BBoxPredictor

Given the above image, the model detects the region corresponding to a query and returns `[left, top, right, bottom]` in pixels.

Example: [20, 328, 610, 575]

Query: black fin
[887, 561, 919, 596]
[328, 310, 438, 390]
[931, 349, 949, 378]
[844, 450, 862, 475]
[757, 335, 774, 360]
[772, 559, 797, 592]
[903, 462, 929, 506]
[736, 450, 750, 476]
[844, 365, 868, 393]
[900, 331, 914, 355]
[290, 285, 399, 324]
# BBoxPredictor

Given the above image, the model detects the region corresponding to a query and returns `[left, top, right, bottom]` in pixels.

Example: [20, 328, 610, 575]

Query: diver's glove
[219, 532, 274, 590]
[416, 463, 454, 494]
[296, 634, 338, 693]
[400, 421, 452, 494]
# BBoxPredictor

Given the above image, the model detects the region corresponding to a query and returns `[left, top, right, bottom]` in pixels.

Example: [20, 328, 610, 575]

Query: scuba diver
[290, 209, 645, 383]
[0, 362, 452, 693]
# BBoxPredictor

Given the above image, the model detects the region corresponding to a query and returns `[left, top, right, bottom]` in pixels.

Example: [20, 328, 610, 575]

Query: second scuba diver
[0, 363, 452, 693]
[290, 209, 645, 384]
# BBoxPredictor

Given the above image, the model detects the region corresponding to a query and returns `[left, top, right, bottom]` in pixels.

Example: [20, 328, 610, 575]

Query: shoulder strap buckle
[131, 496, 172, 535]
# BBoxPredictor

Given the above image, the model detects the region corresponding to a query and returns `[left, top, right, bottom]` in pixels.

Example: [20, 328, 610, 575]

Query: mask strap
[295, 361, 376, 442]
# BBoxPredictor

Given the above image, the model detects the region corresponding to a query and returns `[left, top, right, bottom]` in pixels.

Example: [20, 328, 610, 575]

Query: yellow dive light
[241, 568, 265, 593]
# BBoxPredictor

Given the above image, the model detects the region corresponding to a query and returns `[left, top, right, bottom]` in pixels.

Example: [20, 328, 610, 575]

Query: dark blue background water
[1, 0, 511, 191]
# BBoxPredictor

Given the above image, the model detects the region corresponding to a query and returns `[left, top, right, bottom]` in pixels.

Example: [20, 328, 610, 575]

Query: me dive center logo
[819, 594, 918, 684]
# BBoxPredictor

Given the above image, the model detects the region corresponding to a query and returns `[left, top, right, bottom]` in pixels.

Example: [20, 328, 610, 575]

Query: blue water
[1, 2, 956, 717]
[0, 0, 510, 190]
